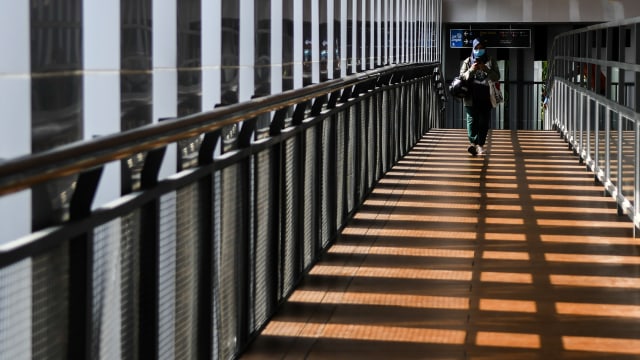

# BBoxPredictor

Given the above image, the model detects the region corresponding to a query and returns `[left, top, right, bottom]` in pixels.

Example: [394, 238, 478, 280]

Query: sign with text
[450, 29, 531, 48]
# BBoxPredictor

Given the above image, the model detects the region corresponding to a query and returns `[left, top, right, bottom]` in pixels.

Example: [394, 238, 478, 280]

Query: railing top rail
[552, 15, 640, 39]
[553, 77, 640, 122]
[0, 62, 437, 197]
[546, 16, 640, 101]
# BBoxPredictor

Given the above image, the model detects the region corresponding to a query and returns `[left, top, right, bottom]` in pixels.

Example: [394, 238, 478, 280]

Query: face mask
[473, 49, 485, 57]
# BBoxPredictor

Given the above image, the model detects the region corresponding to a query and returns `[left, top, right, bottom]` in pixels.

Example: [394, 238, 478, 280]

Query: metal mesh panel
[358, 100, 367, 201]
[175, 184, 200, 360]
[282, 137, 299, 296]
[347, 106, 356, 212]
[400, 86, 407, 153]
[92, 219, 123, 359]
[401, 86, 408, 154]
[214, 165, 242, 360]
[335, 112, 346, 227]
[320, 120, 332, 247]
[389, 88, 398, 163]
[212, 172, 222, 359]
[381, 91, 389, 172]
[407, 83, 415, 143]
[373, 91, 383, 179]
[158, 192, 177, 360]
[32, 242, 69, 360]
[303, 128, 317, 269]
[248, 156, 256, 331]
[0, 259, 32, 359]
[253, 150, 274, 329]
[120, 211, 140, 360]
[367, 95, 376, 189]
[424, 80, 431, 129]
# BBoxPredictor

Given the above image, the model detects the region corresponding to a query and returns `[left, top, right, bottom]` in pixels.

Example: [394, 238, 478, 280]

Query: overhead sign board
[450, 29, 531, 48]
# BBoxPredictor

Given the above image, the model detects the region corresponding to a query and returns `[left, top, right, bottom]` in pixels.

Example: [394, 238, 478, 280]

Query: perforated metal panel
[358, 100, 366, 202]
[214, 165, 243, 360]
[303, 128, 317, 269]
[212, 171, 222, 360]
[367, 96, 376, 189]
[175, 184, 200, 360]
[282, 137, 299, 296]
[381, 91, 389, 173]
[347, 105, 356, 212]
[320, 119, 332, 247]
[253, 150, 274, 328]
[373, 92, 383, 179]
[0, 259, 31, 360]
[158, 192, 177, 360]
[335, 112, 346, 227]
[32, 242, 69, 360]
[0, 64, 440, 360]
[92, 219, 123, 359]
[120, 211, 141, 360]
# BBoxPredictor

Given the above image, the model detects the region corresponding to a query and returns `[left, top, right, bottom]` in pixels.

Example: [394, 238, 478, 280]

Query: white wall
[443, 0, 640, 23]
[0, 0, 30, 244]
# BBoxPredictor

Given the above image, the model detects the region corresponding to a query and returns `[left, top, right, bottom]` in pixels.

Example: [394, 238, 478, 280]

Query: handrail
[553, 15, 640, 36]
[0, 60, 442, 359]
[0, 62, 436, 197]
[546, 17, 640, 230]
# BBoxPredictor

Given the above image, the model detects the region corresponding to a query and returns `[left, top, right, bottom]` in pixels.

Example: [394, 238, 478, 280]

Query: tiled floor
[240, 129, 640, 359]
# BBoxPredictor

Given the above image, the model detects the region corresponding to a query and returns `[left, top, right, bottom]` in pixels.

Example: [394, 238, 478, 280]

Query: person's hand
[472, 63, 486, 71]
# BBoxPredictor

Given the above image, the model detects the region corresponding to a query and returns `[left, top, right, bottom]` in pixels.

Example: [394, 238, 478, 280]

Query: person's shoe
[476, 145, 484, 155]
[467, 144, 477, 156]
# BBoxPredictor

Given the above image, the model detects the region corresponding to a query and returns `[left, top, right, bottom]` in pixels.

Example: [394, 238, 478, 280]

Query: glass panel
[30, 0, 83, 227]
[221, 2, 239, 105]
[177, 0, 203, 171]
[255, 0, 271, 97]
[347, 0, 357, 73]
[177, 0, 202, 116]
[121, 0, 152, 192]
[221, 1, 240, 152]
[283, 0, 294, 90]
[121, 0, 152, 131]
[303, 0, 312, 85]
[31, 0, 83, 153]
[332, 0, 341, 79]
[255, 0, 272, 134]
[319, 0, 328, 81]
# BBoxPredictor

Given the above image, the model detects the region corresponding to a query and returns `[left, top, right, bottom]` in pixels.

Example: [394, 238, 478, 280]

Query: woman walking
[459, 38, 500, 156]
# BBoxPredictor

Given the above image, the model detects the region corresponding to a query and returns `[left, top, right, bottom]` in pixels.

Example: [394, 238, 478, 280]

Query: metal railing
[547, 16, 640, 231]
[0, 62, 442, 359]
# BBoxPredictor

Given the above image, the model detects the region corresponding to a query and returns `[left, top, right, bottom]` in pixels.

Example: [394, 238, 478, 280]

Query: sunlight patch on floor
[562, 336, 640, 354]
[475, 331, 540, 349]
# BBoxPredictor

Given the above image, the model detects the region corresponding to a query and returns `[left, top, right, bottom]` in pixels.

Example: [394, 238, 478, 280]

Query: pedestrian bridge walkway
[241, 129, 640, 359]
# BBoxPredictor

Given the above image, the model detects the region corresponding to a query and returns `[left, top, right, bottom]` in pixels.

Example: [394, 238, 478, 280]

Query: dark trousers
[464, 105, 491, 146]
